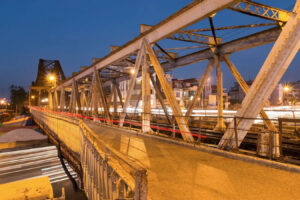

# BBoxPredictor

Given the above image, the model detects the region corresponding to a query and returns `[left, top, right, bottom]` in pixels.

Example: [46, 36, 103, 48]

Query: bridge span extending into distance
[23, 0, 300, 199]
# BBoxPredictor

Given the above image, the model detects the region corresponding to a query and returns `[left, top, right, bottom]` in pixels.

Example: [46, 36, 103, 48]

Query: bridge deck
[85, 121, 300, 200]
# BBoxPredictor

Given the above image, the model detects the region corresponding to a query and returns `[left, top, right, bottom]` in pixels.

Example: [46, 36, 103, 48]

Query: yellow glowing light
[0, 100, 5, 105]
[283, 85, 291, 92]
[48, 75, 55, 81]
[130, 68, 135, 75]
[31, 95, 35, 99]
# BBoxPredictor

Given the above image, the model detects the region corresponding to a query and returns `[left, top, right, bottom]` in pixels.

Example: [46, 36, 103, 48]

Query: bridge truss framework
[29, 0, 300, 159]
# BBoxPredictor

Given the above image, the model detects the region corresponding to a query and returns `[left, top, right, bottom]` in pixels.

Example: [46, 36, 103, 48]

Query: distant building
[228, 80, 284, 106]
[282, 81, 300, 105]
[112, 72, 230, 110]
[269, 84, 283, 105]
[229, 80, 252, 105]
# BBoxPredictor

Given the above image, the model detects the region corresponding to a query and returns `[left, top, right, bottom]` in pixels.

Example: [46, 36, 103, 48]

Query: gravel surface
[0, 128, 47, 143]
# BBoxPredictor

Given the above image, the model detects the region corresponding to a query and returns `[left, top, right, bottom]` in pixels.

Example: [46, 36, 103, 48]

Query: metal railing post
[234, 117, 239, 152]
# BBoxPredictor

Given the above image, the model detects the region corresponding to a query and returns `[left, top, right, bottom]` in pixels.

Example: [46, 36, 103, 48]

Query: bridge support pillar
[48, 91, 53, 110]
[112, 81, 117, 117]
[60, 87, 65, 111]
[38, 90, 41, 107]
[70, 79, 81, 114]
[28, 89, 32, 106]
[54, 90, 59, 110]
[80, 88, 87, 114]
[215, 55, 226, 131]
[142, 52, 151, 133]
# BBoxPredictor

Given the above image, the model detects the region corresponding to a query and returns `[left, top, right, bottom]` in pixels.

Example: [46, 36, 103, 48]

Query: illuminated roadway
[85, 121, 300, 200]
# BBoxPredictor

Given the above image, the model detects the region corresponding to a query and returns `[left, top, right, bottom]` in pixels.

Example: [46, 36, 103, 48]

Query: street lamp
[283, 85, 291, 93]
[31, 95, 35, 99]
[283, 84, 292, 105]
[130, 68, 135, 75]
[48, 74, 56, 82]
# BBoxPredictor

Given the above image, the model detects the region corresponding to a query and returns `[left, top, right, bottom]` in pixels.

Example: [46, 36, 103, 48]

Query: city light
[0, 98, 7, 106]
[41, 98, 49, 103]
[130, 68, 135, 75]
[283, 85, 291, 92]
[31, 95, 35, 99]
[48, 74, 56, 82]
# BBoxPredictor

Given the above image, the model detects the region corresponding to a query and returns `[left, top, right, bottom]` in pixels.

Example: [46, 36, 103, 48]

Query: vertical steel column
[38, 90, 41, 107]
[112, 81, 118, 117]
[28, 90, 31, 106]
[215, 55, 225, 131]
[54, 90, 59, 110]
[48, 90, 53, 110]
[142, 54, 151, 133]
[71, 79, 81, 114]
[144, 39, 194, 142]
[115, 82, 124, 108]
[90, 77, 99, 119]
[80, 88, 88, 113]
[60, 87, 65, 111]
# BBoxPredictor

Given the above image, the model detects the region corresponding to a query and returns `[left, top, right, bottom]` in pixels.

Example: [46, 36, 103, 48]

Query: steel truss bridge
[28, 0, 300, 199]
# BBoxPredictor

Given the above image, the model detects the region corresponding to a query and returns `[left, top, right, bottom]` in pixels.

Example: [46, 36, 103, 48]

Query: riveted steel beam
[141, 24, 221, 45]
[230, 0, 291, 22]
[222, 54, 277, 133]
[142, 51, 152, 133]
[144, 38, 194, 142]
[54, 0, 239, 90]
[60, 87, 65, 111]
[168, 31, 222, 45]
[219, 3, 300, 158]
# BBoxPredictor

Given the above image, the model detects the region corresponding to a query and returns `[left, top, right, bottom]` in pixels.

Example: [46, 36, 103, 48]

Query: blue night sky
[0, 0, 299, 98]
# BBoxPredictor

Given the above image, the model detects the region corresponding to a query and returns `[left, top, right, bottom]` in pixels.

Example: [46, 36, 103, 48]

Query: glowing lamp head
[48, 75, 55, 81]
[31, 95, 35, 99]
[283, 85, 291, 92]
[0, 99, 5, 105]
[130, 68, 135, 75]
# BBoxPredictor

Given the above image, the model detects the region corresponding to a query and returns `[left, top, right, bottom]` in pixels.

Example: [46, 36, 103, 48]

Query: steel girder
[102, 27, 281, 87]
[219, 2, 300, 157]
[144, 39, 194, 142]
[222, 55, 277, 133]
[142, 50, 152, 133]
[54, 0, 239, 90]
[230, 0, 291, 22]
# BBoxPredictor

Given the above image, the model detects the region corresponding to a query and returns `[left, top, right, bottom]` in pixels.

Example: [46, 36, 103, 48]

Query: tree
[10, 85, 27, 114]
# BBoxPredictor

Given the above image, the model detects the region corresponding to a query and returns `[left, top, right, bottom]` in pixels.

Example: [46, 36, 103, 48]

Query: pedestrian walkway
[86, 121, 300, 200]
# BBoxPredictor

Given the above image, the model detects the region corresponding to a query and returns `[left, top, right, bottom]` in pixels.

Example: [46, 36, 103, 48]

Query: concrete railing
[30, 107, 147, 200]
